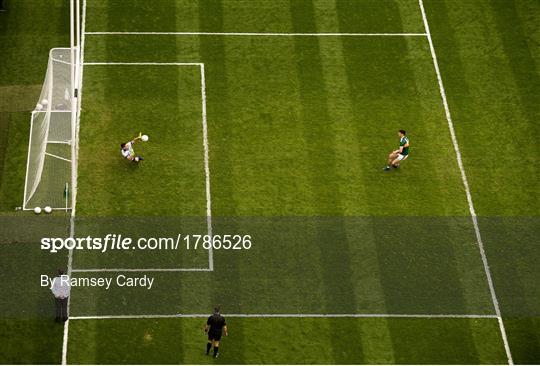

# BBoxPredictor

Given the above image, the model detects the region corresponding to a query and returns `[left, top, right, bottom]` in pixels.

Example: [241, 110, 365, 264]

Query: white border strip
[62, 0, 85, 364]
[418, 0, 513, 364]
[199, 64, 214, 271]
[70, 313, 498, 320]
[71, 267, 212, 272]
[85, 31, 427, 37]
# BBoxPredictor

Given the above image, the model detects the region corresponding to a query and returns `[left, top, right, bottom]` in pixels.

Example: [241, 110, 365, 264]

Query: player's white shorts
[121, 149, 132, 159]
[396, 154, 408, 161]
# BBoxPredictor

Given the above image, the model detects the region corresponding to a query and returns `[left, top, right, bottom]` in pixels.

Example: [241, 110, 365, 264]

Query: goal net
[23, 48, 74, 210]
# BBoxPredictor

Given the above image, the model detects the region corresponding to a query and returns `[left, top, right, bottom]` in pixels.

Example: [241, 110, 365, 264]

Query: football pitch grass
[0, 0, 539, 364]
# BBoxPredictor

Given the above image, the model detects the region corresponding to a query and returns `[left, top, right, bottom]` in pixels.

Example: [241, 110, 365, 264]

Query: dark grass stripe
[199, 2, 246, 362]
[0, 112, 31, 211]
[199, 0, 237, 217]
[489, 0, 539, 127]
[0, 1, 69, 85]
[290, 1, 363, 362]
[0, 319, 63, 363]
[333, 0, 416, 33]
[505, 317, 540, 364]
[0, 113, 9, 196]
[478, 217, 540, 363]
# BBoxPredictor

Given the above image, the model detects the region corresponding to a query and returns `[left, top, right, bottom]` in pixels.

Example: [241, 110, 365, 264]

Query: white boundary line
[418, 0, 513, 364]
[62, 0, 85, 364]
[200, 63, 214, 271]
[45, 152, 72, 163]
[85, 31, 427, 37]
[70, 313, 498, 320]
[71, 267, 212, 272]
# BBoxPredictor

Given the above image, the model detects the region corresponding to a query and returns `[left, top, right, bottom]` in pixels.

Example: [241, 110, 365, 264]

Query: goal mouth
[22, 48, 77, 212]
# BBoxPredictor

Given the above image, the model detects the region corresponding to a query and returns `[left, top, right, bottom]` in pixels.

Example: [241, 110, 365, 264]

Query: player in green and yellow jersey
[384, 130, 409, 171]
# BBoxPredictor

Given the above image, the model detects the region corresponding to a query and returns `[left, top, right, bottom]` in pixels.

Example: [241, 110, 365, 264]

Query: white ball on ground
[34, 207, 42, 214]
[141, 134, 149, 142]
[41, 99, 49, 106]
[36, 103, 43, 111]
[44, 206, 52, 214]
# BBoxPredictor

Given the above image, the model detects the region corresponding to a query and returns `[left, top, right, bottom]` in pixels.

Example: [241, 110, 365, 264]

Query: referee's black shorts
[208, 330, 222, 341]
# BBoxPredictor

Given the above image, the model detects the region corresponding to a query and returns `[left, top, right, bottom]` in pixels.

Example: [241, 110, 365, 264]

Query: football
[141, 134, 149, 142]
[33, 207, 42, 214]
[44, 206, 52, 214]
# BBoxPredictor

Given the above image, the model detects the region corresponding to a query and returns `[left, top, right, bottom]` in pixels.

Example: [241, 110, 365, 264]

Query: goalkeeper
[120, 133, 144, 162]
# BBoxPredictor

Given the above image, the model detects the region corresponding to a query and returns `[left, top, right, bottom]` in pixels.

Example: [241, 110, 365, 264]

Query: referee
[204, 306, 228, 358]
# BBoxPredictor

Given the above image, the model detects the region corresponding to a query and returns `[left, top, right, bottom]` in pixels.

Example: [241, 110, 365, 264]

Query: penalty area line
[85, 31, 428, 37]
[70, 313, 498, 320]
[199, 63, 214, 271]
[71, 268, 212, 272]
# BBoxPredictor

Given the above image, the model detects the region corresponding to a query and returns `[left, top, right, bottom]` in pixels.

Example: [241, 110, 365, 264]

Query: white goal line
[70, 313, 498, 320]
[85, 31, 427, 37]
[22, 207, 72, 211]
[71, 267, 211, 272]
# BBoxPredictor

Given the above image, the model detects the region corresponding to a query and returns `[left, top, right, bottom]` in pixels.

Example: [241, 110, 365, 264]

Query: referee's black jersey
[207, 314, 226, 333]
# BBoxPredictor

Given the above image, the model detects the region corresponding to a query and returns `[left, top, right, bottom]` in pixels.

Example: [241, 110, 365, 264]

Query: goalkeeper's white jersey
[121, 142, 133, 158]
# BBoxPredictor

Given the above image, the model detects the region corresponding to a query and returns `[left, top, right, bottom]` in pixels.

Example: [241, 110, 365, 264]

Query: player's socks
[392, 164, 399, 168]
[213, 347, 219, 358]
[206, 343, 211, 355]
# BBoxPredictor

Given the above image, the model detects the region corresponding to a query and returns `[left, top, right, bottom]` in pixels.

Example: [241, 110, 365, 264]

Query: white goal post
[23, 0, 81, 211]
